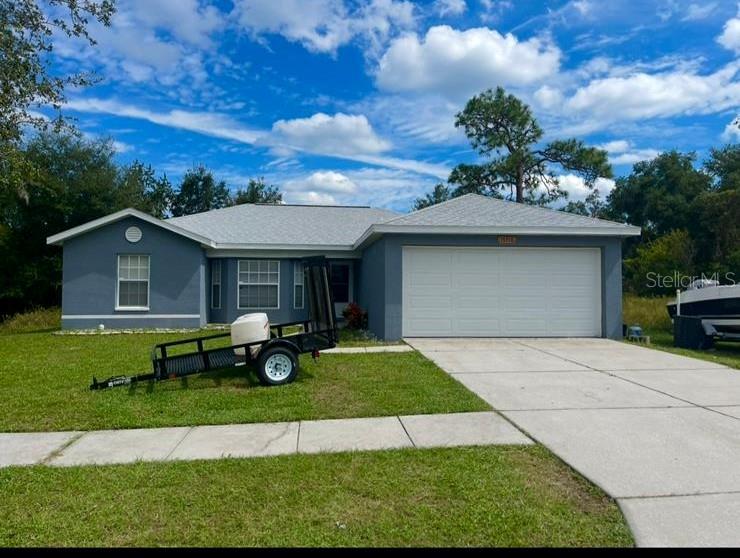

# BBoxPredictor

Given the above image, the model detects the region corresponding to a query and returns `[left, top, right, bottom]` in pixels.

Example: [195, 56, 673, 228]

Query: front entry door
[329, 262, 352, 318]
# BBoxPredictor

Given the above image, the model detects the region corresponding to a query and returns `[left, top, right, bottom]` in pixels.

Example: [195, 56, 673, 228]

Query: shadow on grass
[124, 365, 316, 395]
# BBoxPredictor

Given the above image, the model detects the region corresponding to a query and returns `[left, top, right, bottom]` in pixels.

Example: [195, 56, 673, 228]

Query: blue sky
[49, 0, 740, 211]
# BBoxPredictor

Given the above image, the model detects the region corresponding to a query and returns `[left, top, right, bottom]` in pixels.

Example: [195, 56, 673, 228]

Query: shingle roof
[166, 203, 398, 247]
[48, 194, 639, 248]
[383, 193, 637, 230]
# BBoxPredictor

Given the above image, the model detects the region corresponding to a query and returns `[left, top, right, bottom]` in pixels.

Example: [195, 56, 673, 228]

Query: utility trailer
[90, 257, 338, 390]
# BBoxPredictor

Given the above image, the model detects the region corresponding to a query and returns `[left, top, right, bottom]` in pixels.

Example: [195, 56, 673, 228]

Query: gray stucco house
[47, 194, 640, 340]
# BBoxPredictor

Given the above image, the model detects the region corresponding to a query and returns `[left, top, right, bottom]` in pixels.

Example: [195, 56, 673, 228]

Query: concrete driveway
[405, 337, 740, 547]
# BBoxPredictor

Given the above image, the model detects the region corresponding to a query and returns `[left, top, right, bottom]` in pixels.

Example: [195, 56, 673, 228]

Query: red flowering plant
[342, 302, 368, 330]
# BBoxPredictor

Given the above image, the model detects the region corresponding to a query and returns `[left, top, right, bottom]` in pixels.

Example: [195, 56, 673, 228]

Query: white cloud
[718, 14, 740, 53]
[65, 98, 449, 178]
[564, 63, 740, 126]
[127, 0, 223, 47]
[681, 2, 717, 21]
[231, 0, 415, 55]
[285, 170, 358, 194]
[112, 140, 134, 154]
[287, 191, 339, 205]
[282, 170, 359, 204]
[610, 149, 661, 165]
[275, 167, 436, 208]
[53, 0, 226, 88]
[721, 118, 740, 141]
[571, 0, 592, 16]
[596, 140, 660, 165]
[350, 94, 463, 144]
[434, 0, 467, 17]
[375, 25, 561, 99]
[533, 85, 564, 110]
[557, 175, 615, 203]
[271, 112, 392, 156]
[479, 0, 513, 23]
[596, 140, 630, 153]
[65, 98, 262, 144]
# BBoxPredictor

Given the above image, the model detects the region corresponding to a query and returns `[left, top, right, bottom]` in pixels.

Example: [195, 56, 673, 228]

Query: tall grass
[0, 307, 61, 334]
[622, 294, 673, 331]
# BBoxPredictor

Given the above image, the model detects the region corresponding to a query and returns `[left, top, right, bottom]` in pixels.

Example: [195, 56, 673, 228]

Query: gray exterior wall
[206, 257, 357, 325]
[357, 234, 624, 341]
[60, 219, 625, 339]
[61, 216, 205, 329]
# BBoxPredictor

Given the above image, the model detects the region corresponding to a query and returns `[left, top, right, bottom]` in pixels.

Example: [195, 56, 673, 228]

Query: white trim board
[354, 223, 642, 250]
[62, 314, 201, 320]
[46, 208, 215, 247]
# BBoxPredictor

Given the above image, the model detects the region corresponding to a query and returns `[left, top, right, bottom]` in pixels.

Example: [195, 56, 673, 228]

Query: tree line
[0, 131, 283, 317]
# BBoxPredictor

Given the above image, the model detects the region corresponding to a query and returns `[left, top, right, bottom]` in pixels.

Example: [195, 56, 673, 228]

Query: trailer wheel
[257, 346, 298, 386]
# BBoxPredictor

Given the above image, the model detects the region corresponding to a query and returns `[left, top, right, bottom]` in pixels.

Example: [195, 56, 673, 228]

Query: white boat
[667, 280, 740, 338]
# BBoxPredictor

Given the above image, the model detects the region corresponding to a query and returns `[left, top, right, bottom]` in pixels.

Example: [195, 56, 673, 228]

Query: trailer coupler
[90, 373, 155, 390]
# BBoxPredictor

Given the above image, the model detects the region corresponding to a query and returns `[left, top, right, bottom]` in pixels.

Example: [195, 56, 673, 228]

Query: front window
[211, 260, 221, 309]
[238, 260, 279, 309]
[117, 254, 149, 309]
[330, 263, 350, 304]
[294, 262, 304, 309]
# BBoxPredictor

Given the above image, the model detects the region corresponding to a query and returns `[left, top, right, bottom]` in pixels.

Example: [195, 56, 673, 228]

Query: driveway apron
[406, 337, 740, 548]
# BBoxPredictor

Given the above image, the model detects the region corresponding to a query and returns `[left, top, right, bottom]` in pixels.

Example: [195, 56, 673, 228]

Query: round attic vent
[125, 226, 142, 243]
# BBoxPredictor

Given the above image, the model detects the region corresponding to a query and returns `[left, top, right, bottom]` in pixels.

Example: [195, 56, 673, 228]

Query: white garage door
[402, 246, 602, 337]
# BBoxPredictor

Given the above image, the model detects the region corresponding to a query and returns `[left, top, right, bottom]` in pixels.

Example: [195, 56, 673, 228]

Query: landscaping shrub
[342, 302, 368, 330]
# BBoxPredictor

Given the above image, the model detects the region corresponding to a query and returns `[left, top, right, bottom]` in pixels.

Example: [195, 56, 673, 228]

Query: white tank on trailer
[231, 313, 270, 358]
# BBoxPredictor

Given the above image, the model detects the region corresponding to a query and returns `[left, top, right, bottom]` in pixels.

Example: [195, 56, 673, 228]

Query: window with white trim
[238, 260, 279, 309]
[211, 260, 221, 309]
[293, 262, 304, 309]
[117, 254, 149, 309]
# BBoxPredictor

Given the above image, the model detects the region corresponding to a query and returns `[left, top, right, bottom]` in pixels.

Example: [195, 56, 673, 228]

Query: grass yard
[0, 329, 488, 432]
[0, 445, 633, 547]
[623, 294, 740, 369]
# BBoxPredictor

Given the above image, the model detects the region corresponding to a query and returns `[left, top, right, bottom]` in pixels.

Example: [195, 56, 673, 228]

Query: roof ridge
[382, 193, 475, 225]
[388, 192, 633, 228]
[481, 194, 634, 227]
[168, 202, 398, 222]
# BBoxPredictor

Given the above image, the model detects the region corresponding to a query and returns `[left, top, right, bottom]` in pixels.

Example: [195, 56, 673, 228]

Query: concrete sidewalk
[0, 411, 531, 468]
[407, 337, 740, 548]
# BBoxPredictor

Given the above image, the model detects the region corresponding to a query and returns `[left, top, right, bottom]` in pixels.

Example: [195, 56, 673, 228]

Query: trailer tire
[257, 346, 298, 386]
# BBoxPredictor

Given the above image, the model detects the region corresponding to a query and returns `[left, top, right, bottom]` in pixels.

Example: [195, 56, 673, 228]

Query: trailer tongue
[90, 257, 338, 390]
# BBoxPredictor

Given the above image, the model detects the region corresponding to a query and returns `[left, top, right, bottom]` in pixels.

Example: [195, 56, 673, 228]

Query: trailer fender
[259, 338, 301, 358]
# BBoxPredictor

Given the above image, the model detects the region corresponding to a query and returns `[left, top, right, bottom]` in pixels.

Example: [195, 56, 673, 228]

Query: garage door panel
[457, 295, 501, 309]
[407, 319, 452, 335]
[504, 318, 549, 336]
[500, 295, 544, 310]
[456, 322, 502, 336]
[403, 246, 601, 337]
[455, 273, 501, 288]
[406, 295, 451, 311]
[407, 273, 451, 288]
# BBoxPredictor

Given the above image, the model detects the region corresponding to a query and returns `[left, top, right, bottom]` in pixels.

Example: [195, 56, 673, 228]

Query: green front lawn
[623, 294, 740, 369]
[0, 446, 633, 547]
[0, 330, 488, 432]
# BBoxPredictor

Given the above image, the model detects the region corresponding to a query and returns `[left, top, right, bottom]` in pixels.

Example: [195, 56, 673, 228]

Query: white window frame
[116, 254, 150, 311]
[237, 260, 280, 309]
[293, 261, 304, 309]
[211, 260, 221, 310]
